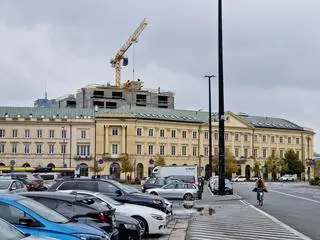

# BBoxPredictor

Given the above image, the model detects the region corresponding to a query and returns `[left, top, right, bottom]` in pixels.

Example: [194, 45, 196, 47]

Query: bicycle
[257, 188, 264, 206]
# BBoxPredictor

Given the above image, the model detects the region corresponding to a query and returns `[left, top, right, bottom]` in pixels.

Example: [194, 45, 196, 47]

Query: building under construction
[54, 80, 175, 109]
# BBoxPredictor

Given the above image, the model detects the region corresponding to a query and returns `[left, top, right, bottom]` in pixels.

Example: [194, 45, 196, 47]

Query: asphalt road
[235, 182, 320, 240]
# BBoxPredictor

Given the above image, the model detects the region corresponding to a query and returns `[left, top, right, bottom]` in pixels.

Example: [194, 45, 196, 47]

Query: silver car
[146, 180, 199, 200]
[0, 217, 52, 239]
[0, 179, 27, 194]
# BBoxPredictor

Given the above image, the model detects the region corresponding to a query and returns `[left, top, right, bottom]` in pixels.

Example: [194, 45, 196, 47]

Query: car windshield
[0, 181, 11, 189]
[0, 218, 25, 240]
[18, 198, 69, 223]
[97, 193, 123, 206]
[108, 180, 138, 193]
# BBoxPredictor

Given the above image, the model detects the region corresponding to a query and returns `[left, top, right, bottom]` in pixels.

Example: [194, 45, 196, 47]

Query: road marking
[269, 189, 320, 204]
[239, 199, 248, 205]
[244, 200, 313, 240]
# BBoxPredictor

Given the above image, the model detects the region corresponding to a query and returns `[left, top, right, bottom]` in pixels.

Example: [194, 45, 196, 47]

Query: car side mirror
[19, 218, 35, 226]
[115, 189, 122, 196]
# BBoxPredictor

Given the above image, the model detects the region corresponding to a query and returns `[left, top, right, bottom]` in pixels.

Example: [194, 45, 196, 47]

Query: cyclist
[253, 176, 268, 202]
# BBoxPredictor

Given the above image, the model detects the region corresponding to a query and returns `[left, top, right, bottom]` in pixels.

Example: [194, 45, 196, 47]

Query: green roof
[0, 107, 95, 119]
[237, 114, 303, 131]
[0, 106, 303, 131]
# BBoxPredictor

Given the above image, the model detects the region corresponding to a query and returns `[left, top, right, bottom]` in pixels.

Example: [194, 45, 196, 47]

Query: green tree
[90, 160, 105, 175]
[154, 155, 166, 167]
[253, 161, 261, 177]
[284, 149, 305, 175]
[225, 151, 237, 179]
[120, 154, 133, 181]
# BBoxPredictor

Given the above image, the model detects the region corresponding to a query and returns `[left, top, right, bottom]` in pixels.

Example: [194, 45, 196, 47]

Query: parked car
[60, 190, 169, 237]
[249, 176, 259, 182]
[145, 180, 199, 200]
[0, 194, 109, 240]
[231, 176, 246, 182]
[48, 178, 167, 212]
[141, 177, 175, 193]
[19, 192, 119, 240]
[212, 179, 233, 195]
[0, 217, 54, 240]
[279, 174, 296, 182]
[2, 173, 44, 191]
[0, 179, 27, 194]
[33, 172, 63, 190]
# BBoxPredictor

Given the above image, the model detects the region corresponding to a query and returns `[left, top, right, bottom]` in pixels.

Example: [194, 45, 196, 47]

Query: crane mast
[110, 18, 148, 87]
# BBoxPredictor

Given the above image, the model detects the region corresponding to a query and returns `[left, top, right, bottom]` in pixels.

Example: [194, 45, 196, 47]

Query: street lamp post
[218, 0, 226, 195]
[204, 75, 215, 179]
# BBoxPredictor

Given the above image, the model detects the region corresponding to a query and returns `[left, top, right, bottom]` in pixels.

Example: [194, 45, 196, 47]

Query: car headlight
[152, 199, 162, 205]
[73, 233, 110, 240]
[124, 223, 138, 230]
[151, 214, 164, 221]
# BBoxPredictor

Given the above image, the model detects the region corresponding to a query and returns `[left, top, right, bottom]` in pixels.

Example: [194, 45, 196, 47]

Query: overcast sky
[0, 0, 319, 151]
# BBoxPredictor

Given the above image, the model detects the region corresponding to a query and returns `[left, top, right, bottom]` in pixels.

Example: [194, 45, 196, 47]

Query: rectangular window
[244, 148, 248, 158]
[112, 144, 118, 155]
[192, 131, 197, 139]
[182, 131, 187, 139]
[0, 144, 4, 153]
[81, 130, 87, 139]
[296, 150, 300, 159]
[49, 130, 55, 138]
[235, 148, 239, 158]
[271, 136, 275, 143]
[272, 149, 276, 157]
[160, 129, 165, 137]
[136, 144, 142, 155]
[112, 128, 118, 136]
[214, 148, 218, 156]
[171, 146, 176, 156]
[49, 144, 54, 154]
[12, 143, 17, 153]
[25, 129, 30, 138]
[204, 146, 209, 156]
[244, 134, 248, 142]
[235, 133, 239, 141]
[262, 149, 267, 158]
[280, 149, 284, 158]
[160, 145, 165, 156]
[24, 144, 30, 154]
[136, 128, 142, 136]
[262, 135, 266, 142]
[204, 131, 209, 140]
[296, 137, 300, 144]
[253, 148, 258, 158]
[36, 144, 42, 154]
[12, 129, 18, 138]
[225, 133, 228, 141]
[61, 145, 66, 154]
[77, 145, 90, 156]
[288, 137, 292, 144]
[171, 130, 176, 138]
[148, 145, 154, 155]
[61, 130, 67, 138]
[254, 135, 258, 142]
[192, 146, 197, 156]
[214, 132, 218, 140]
[37, 130, 42, 138]
[0, 129, 5, 138]
[279, 136, 283, 143]
[148, 129, 154, 137]
[182, 146, 187, 156]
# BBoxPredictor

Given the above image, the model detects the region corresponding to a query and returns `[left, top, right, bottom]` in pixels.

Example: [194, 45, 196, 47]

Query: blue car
[0, 194, 110, 240]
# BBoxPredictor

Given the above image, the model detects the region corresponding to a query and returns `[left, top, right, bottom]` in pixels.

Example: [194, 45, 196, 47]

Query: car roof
[0, 179, 14, 182]
[0, 194, 26, 201]
[19, 191, 96, 202]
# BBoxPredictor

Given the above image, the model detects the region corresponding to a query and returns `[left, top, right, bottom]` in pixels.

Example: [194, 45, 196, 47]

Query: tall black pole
[204, 75, 215, 179]
[218, 0, 226, 195]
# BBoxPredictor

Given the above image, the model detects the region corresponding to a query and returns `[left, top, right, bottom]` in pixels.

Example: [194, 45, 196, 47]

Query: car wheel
[132, 216, 148, 237]
[150, 191, 158, 195]
[184, 193, 193, 201]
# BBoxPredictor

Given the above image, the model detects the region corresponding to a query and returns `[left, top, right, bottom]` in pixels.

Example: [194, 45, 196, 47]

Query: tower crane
[110, 18, 148, 87]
